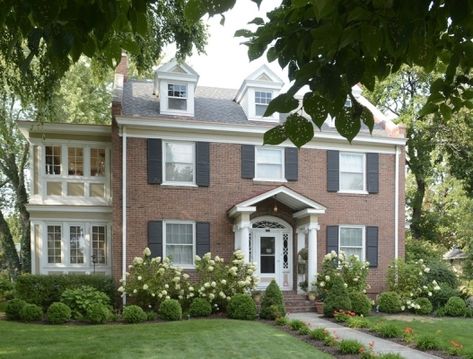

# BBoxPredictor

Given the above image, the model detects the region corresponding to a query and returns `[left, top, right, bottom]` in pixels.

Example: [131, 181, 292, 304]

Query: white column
[233, 213, 251, 262]
[307, 223, 320, 290]
[296, 228, 306, 293]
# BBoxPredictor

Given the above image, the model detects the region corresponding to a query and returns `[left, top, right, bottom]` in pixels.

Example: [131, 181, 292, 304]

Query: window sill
[161, 182, 198, 188]
[337, 190, 369, 195]
[253, 178, 287, 183]
[248, 117, 279, 123]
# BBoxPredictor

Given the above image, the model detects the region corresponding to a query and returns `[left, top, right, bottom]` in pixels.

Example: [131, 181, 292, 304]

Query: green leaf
[263, 125, 288, 145]
[335, 109, 361, 142]
[264, 93, 299, 117]
[303, 93, 328, 128]
[360, 108, 374, 133]
[248, 17, 264, 25]
[285, 114, 314, 148]
[419, 102, 438, 117]
[267, 47, 278, 63]
[312, 0, 336, 21]
[234, 29, 253, 38]
[251, 0, 263, 8]
[220, 14, 226, 26]
[184, 0, 204, 23]
[439, 103, 452, 120]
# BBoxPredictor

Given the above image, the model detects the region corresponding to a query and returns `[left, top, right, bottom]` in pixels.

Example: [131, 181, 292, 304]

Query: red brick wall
[112, 137, 405, 294]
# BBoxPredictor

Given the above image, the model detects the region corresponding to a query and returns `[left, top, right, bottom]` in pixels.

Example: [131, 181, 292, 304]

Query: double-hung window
[47, 225, 62, 263]
[163, 141, 195, 184]
[255, 147, 284, 181]
[69, 225, 85, 264]
[45, 146, 61, 175]
[339, 152, 365, 192]
[339, 226, 365, 260]
[255, 91, 272, 117]
[164, 222, 194, 266]
[168, 83, 187, 111]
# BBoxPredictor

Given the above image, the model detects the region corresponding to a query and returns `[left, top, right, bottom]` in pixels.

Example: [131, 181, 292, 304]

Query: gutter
[122, 126, 127, 305]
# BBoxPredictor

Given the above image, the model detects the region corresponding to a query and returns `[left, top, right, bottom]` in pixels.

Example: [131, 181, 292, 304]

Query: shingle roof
[122, 80, 388, 135]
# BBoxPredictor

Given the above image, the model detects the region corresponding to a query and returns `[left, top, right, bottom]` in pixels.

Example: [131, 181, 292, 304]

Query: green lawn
[0, 319, 333, 359]
[366, 315, 473, 356]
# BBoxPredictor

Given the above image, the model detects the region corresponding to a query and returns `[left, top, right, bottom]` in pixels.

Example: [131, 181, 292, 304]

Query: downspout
[394, 145, 400, 260]
[122, 126, 127, 305]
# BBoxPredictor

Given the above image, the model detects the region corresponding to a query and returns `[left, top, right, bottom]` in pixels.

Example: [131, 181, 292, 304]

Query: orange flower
[403, 327, 414, 335]
[450, 340, 463, 350]
[359, 347, 365, 353]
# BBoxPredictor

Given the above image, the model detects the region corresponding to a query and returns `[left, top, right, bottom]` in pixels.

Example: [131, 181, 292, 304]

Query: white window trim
[248, 88, 279, 122]
[45, 223, 63, 265]
[338, 225, 366, 261]
[162, 140, 196, 186]
[166, 82, 189, 114]
[68, 223, 87, 266]
[338, 152, 368, 194]
[254, 146, 286, 182]
[254, 90, 272, 118]
[163, 220, 196, 269]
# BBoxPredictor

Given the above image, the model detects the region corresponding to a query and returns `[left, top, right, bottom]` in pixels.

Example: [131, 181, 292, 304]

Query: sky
[162, 0, 285, 90]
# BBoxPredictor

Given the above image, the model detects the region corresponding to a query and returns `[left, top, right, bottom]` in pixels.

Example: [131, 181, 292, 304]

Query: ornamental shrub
[372, 322, 402, 338]
[349, 291, 372, 316]
[121, 248, 193, 312]
[310, 328, 329, 341]
[445, 296, 467, 317]
[61, 285, 110, 319]
[5, 298, 26, 321]
[346, 316, 369, 328]
[275, 316, 289, 326]
[146, 311, 158, 321]
[159, 299, 182, 321]
[195, 250, 258, 312]
[86, 303, 110, 324]
[415, 335, 442, 350]
[339, 339, 364, 354]
[323, 276, 352, 317]
[430, 283, 460, 309]
[378, 354, 405, 359]
[20, 303, 43, 322]
[47, 302, 71, 324]
[189, 298, 212, 318]
[227, 294, 256, 320]
[122, 305, 147, 323]
[289, 319, 307, 331]
[0, 277, 15, 300]
[378, 292, 402, 313]
[259, 280, 286, 320]
[15, 273, 115, 310]
[423, 260, 458, 289]
[414, 297, 433, 315]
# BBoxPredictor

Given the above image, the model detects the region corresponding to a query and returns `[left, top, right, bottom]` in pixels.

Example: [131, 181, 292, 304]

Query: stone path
[288, 312, 442, 359]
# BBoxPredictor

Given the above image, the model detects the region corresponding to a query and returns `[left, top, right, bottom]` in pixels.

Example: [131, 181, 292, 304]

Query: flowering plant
[195, 250, 258, 311]
[119, 248, 193, 311]
[314, 251, 369, 299]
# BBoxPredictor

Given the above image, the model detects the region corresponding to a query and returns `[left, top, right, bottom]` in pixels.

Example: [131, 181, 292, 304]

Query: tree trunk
[411, 175, 426, 240]
[0, 208, 21, 274]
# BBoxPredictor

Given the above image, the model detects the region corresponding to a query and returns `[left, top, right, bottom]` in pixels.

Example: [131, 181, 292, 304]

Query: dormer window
[168, 83, 187, 111]
[255, 91, 272, 117]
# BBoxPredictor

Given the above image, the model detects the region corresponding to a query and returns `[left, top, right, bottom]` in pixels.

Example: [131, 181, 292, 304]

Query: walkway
[288, 312, 442, 359]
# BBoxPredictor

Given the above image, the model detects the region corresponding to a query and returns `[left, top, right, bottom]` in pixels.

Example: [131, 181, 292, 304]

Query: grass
[366, 316, 473, 356]
[0, 319, 334, 359]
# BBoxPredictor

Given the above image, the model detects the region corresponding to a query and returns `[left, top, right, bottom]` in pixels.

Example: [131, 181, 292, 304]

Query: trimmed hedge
[123, 305, 147, 324]
[159, 299, 182, 321]
[414, 297, 433, 315]
[349, 291, 372, 316]
[20, 304, 43, 322]
[15, 274, 115, 309]
[378, 291, 402, 313]
[5, 299, 27, 321]
[445, 296, 467, 317]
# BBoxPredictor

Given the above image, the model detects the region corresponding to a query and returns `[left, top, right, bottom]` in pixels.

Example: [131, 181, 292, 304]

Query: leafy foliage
[339, 339, 364, 355]
[445, 297, 467, 317]
[414, 297, 433, 315]
[259, 280, 285, 320]
[47, 302, 72, 324]
[61, 286, 110, 320]
[122, 305, 147, 324]
[378, 292, 402, 314]
[159, 299, 182, 321]
[323, 275, 352, 317]
[349, 292, 372, 316]
[85, 303, 111, 324]
[5, 298, 26, 321]
[20, 303, 43, 322]
[372, 322, 402, 338]
[189, 298, 212, 318]
[415, 335, 442, 351]
[227, 294, 257, 320]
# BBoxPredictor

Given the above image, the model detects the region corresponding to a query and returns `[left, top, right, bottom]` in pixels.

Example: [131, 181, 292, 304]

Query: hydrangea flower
[143, 247, 151, 257]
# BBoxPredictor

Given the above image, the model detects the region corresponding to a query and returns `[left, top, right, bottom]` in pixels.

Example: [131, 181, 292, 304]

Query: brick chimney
[112, 52, 128, 117]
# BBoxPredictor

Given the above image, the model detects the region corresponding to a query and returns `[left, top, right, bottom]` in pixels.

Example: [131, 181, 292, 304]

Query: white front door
[252, 228, 292, 291]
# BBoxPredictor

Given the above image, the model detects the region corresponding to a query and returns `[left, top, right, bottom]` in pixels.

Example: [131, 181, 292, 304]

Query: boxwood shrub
[20, 303, 43, 322]
[189, 298, 212, 318]
[123, 305, 147, 324]
[378, 291, 402, 313]
[47, 302, 72, 324]
[5, 298, 27, 321]
[227, 294, 257, 320]
[414, 297, 433, 315]
[159, 299, 182, 321]
[86, 303, 110, 324]
[349, 291, 372, 316]
[15, 274, 115, 309]
[445, 296, 467, 317]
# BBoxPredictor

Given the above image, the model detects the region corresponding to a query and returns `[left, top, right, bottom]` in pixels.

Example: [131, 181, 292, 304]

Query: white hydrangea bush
[119, 248, 193, 311]
[195, 250, 259, 312]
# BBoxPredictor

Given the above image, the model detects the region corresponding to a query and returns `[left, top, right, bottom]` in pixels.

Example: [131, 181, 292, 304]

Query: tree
[0, 0, 207, 118]
[187, 0, 473, 145]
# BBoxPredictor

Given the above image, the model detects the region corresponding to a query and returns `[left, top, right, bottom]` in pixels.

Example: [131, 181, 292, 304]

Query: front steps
[283, 291, 316, 313]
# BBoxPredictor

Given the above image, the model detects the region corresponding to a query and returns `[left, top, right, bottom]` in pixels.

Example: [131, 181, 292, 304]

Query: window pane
[260, 237, 275, 255]
[70, 226, 84, 264]
[166, 245, 193, 265]
[165, 143, 193, 163]
[168, 98, 187, 111]
[47, 225, 62, 263]
[165, 163, 194, 182]
[166, 224, 193, 244]
[255, 91, 272, 104]
[67, 182, 84, 196]
[45, 146, 61, 175]
[168, 84, 187, 98]
[260, 256, 275, 273]
[257, 164, 282, 179]
[68, 147, 83, 176]
[340, 228, 363, 247]
[340, 173, 364, 191]
[92, 226, 106, 264]
[255, 104, 268, 117]
[257, 148, 282, 164]
[91, 148, 105, 176]
[340, 153, 363, 172]
[165, 142, 194, 182]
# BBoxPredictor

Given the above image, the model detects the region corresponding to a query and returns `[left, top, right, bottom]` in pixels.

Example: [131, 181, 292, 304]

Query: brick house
[19, 55, 406, 295]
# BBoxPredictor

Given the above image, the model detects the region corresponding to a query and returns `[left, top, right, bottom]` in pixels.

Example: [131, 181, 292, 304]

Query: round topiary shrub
[323, 276, 352, 317]
[414, 297, 433, 315]
[5, 298, 27, 321]
[349, 291, 372, 316]
[227, 294, 257, 320]
[47, 302, 72, 324]
[159, 299, 182, 321]
[260, 280, 286, 320]
[20, 303, 43, 322]
[189, 298, 212, 318]
[445, 296, 467, 317]
[86, 303, 110, 324]
[122, 305, 147, 324]
[378, 291, 402, 313]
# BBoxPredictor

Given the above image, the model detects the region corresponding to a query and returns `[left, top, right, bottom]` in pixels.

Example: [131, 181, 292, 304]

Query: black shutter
[148, 221, 163, 258]
[196, 142, 210, 187]
[326, 225, 339, 254]
[366, 226, 379, 267]
[367, 153, 379, 194]
[196, 222, 210, 256]
[285, 147, 298, 181]
[327, 150, 339, 192]
[241, 145, 255, 179]
[147, 139, 162, 184]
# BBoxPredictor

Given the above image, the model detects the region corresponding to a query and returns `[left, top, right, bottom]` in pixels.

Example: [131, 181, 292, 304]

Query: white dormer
[154, 59, 199, 117]
[235, 65, 284, 122]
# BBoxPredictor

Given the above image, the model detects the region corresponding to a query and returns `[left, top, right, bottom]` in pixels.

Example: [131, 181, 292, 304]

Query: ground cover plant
[0, 319, 333, 359]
